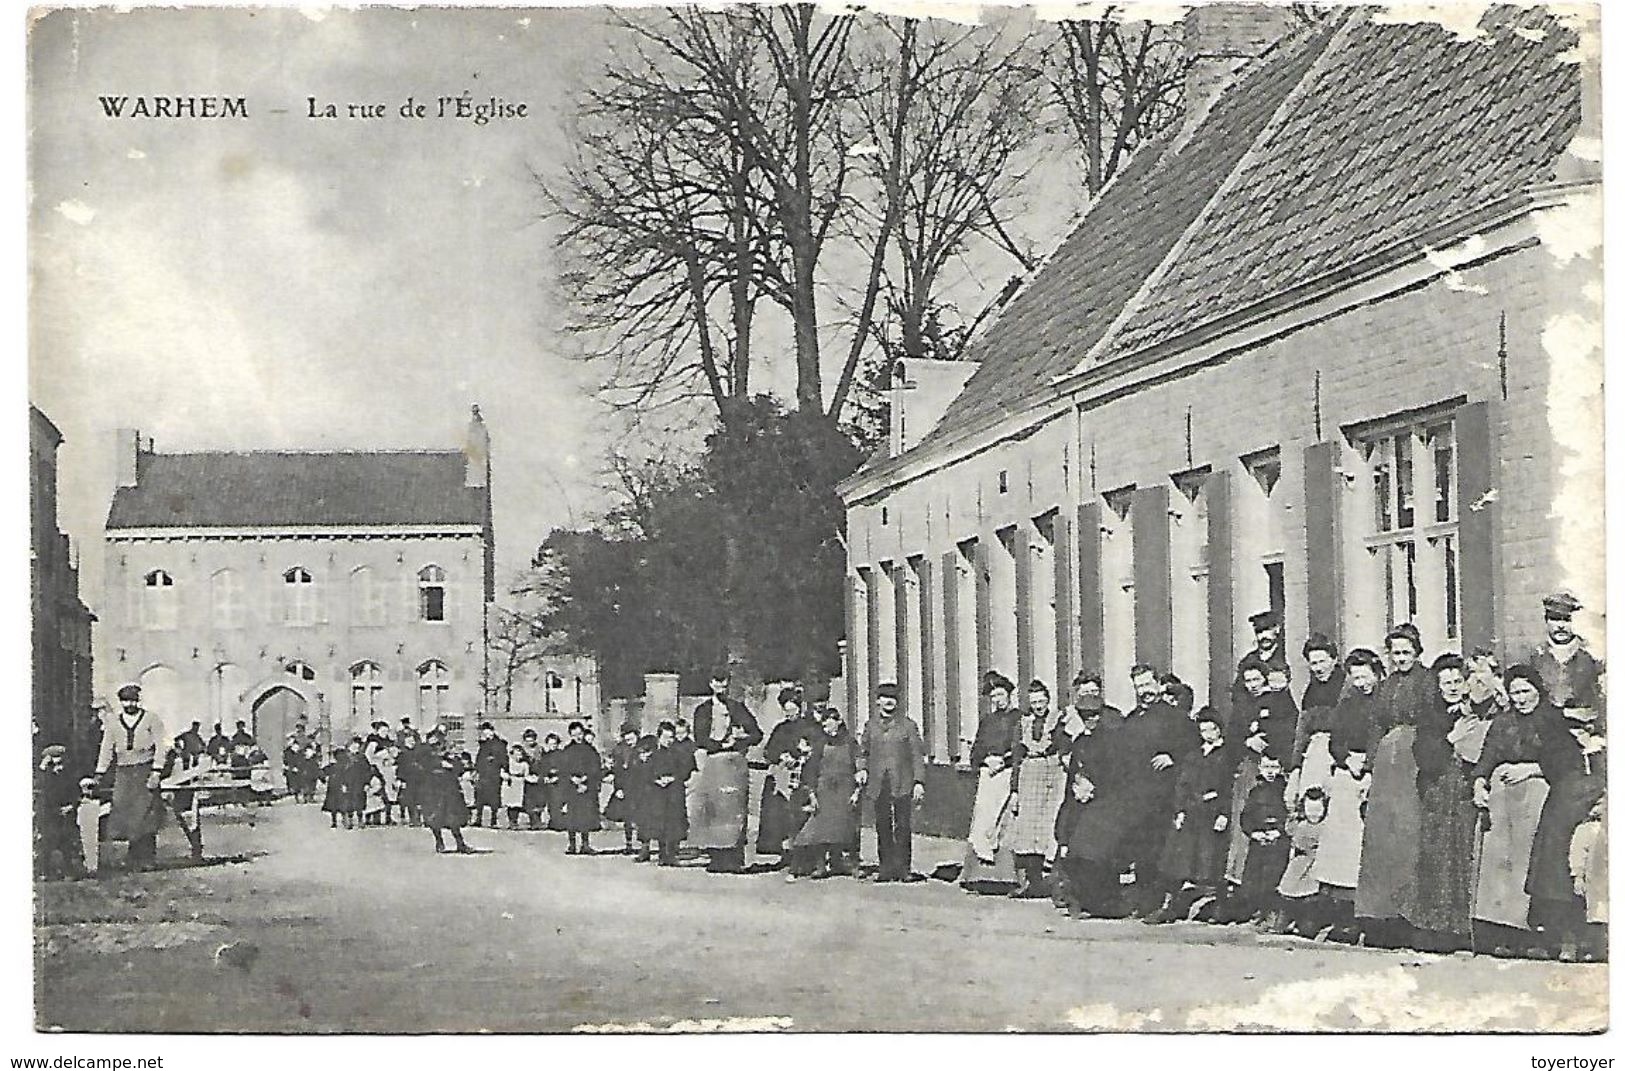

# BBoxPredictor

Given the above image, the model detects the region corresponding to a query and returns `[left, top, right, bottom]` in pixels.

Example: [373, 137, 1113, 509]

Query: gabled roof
[105, 451, 488, 531]
[850, 7, 1580, 492]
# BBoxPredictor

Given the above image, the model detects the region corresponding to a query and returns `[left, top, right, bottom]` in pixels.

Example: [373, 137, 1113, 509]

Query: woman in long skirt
[1004, 680, 1070, 897]
[1471, 664, 1553, 953]
[792, 708, 860, 879]
[1406, 653, 1491, 950]
[961, 673, 1020, 889]
[1354, 623, 1432, 944]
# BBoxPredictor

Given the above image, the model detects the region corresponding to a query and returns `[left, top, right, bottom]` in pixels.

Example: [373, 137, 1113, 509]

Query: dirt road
[35, 802, 1606, 1033]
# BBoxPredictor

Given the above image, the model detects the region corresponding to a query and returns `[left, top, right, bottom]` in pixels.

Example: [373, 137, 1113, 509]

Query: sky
[29, 6, 622, 609]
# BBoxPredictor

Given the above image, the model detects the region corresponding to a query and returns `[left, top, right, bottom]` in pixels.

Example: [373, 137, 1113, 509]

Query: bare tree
[829, 18, 1043, 418]
[546, 13, 781, 422]
[549, 5, 865, 423]
[1044, 10, 1190, 198]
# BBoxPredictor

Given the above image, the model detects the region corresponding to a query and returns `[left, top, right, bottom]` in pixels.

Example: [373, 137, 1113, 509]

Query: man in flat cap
[93, 684, 168, 869]
[855, 681, 925, 882]
[1529, 591, 1605, 711]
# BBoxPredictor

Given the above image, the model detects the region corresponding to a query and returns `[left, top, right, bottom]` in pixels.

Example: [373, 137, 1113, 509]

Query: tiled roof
[1103, 7, 1580, 361]
[857, 7, 1580, 485]
[105, 451, 488, 530]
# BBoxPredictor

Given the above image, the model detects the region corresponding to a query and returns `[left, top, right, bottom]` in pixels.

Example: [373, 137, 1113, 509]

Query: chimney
[888, 357, 981, 457]
[1182, 4, 1301, 127]
[114, 428, 142, 488]
[463, 404, 490, 489]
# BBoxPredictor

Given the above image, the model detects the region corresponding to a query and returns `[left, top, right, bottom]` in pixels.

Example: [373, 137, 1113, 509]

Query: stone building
[837, 6, 1599, 792]
[98, 408, 496, 784]
[31, 406, 96, 771]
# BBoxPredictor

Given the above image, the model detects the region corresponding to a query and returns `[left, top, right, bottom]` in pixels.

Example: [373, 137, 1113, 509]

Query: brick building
[31, 406, 97, 772]
[836, 7, 1599, 800]
[98, 408, 496, 785]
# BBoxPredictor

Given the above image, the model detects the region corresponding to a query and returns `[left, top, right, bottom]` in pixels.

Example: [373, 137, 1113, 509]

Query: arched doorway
[250, 687, 307, 793]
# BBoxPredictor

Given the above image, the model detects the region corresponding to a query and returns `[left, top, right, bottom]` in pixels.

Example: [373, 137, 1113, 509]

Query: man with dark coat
[176, 721, 205, 770]
[206, 723, 232, 765]
[471, 722, 508, 828]
[642, 722, 697, 866]
[1528, 591, 1605, 712]
[230, 720, 256, 750]
[1061, 666, 1182, 916]
[690, 668, 763, 873]
[420, 729, 473, 853]
[855, 682, 926, 883]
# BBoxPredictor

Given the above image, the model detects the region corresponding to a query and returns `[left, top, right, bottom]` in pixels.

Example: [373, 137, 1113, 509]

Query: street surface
[36, 802, 1606, 1033]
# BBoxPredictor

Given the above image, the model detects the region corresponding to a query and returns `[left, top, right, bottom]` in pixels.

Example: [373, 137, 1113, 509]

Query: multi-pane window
[350, 661, 384, 723]
[1358, 418, 1461, 646]
[142, 569, 177, 631]
[417, 659, 450, 720]
[418, 565, 447, 622]
[283, 566, 317, 626]
[350, 566, 386, 626]
[285, 660, 317, 682]
[210, 569, 242, 629]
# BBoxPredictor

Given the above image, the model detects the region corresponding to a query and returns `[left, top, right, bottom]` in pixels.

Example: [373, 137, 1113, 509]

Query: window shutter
[1455, 400, 1497, 653]
[1204, 471, 1234, 713]
[974, 539, 993, 690]
[1302, 441, 1343, 652]
[892, 562, 909, 721]
[940, 550, 961, 759]
[1132, 485, 1173, 671]
[844, 575, 862, 728]
[1053, 514, 1076, 696]
[916, 557, 936, 752]
[863, 568, 880, 722]
[1010, 525, 1033, 691]
[1075, 502, 1104, 678]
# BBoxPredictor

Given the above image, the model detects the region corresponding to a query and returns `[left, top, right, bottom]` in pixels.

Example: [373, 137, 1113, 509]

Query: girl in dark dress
[1152, 709, 1235, 923]
[628, 734, 658, 861]
[420, 730, 473, 854]
[322, 748, 353, 829]
[605, 724, 641, 852]
[556, 721, 603, 855]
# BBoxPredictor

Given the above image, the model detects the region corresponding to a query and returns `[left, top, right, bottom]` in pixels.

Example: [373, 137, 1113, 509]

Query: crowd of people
[39, 591, 1605, 965]
[954, 594, 1606, 962]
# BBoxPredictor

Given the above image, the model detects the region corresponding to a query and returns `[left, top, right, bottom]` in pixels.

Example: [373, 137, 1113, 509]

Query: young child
[502, 744, 530, 829]
[605, 724, 641, 853]
[628, 734, 658, 860]
[643, 721, 696, 865]
[1311, 746, 1372, 941]
[342, 739, 373, 830]
[373, 743, 400, 825]
[322, 748, 353, 829]
[1239, 754, 1291, 929]
[35, 745, 87, 879]
[1278, 786, 1329, 936]
[1153, 709, 1233, 923]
